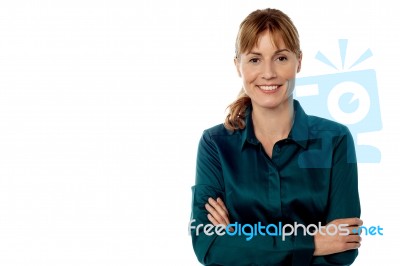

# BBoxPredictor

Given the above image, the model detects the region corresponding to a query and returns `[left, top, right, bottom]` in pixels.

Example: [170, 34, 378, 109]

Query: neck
[251, 99, 294, 141]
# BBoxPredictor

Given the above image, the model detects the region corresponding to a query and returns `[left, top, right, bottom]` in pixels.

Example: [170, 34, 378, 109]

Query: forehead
[251, 31, 286, 52]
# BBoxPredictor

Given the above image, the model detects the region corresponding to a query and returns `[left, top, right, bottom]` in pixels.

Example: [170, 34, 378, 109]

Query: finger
[208, 198, 230, 225]
[205, 203, 226, 225]
[343, 241, 361, 251]
[333, 218, 363, 227]
[207, 213, 224, 227]
[216, 197, 229, 214]
[344, 234, 362, 243]
[347, 226, 363, 235]
[346, 218, 363, 226]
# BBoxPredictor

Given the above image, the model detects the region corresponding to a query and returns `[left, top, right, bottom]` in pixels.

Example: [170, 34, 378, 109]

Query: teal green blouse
[190, 100, 361, 266]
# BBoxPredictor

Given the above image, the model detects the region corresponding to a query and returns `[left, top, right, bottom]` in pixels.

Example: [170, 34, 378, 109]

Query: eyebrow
[248, 49, 291, 56]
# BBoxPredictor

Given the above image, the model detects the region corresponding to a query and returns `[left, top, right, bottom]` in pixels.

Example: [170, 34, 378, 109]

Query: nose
[261, 61, 277, 79]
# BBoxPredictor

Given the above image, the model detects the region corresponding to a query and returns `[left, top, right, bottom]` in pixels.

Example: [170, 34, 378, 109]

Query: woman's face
[235, 31, 301, 110]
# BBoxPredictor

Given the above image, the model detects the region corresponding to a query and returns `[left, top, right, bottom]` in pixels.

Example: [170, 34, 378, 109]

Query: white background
[0, 0, 398, 265]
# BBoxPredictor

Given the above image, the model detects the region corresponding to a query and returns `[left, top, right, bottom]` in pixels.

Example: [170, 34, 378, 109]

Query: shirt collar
[240, 99, 309, 149]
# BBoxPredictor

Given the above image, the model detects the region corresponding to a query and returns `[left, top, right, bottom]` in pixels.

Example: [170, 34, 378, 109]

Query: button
[275, 147, 281, 153]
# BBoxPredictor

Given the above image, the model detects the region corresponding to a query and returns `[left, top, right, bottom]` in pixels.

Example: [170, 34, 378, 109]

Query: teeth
[259, 85, 278, 91]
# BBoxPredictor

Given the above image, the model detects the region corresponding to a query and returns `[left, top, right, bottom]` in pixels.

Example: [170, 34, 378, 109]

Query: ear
[234, 57, 242, 77]
[297, 52, 303, 73]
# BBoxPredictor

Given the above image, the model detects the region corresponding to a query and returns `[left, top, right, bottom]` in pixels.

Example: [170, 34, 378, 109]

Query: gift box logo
[295, 39, 382, 164]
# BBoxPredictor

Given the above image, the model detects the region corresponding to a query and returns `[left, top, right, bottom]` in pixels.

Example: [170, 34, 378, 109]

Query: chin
[254, 98, 290, 109]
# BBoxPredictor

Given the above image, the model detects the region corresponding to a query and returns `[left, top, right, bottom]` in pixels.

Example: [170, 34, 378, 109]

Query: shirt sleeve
[311, 127, 361, 265]
[190, 130, 315, 266]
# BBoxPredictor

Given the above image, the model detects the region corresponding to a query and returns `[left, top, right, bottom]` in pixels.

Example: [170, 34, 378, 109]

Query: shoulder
[294, 100, 352, 139]
[308, 115, 349, 132]
[202, 123, 237, 138]
[199, 123, 242, 148]
[307, 115, 352, 138]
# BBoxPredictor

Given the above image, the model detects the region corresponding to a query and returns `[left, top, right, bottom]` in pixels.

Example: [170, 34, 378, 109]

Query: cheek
[241, 67, 259, 84]
[278, 67, 297, 80]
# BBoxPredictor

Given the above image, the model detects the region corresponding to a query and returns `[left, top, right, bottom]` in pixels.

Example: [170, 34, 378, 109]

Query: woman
[190, 8, 362, 266]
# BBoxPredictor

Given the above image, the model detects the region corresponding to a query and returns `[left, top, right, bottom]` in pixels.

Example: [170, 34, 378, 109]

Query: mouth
[257, 85, 281, 93]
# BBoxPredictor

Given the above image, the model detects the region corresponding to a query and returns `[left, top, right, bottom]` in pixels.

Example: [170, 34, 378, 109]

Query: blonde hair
[224, 8, 301, 131]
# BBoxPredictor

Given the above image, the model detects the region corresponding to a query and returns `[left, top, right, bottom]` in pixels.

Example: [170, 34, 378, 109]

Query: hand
[205, 197, 232, 230]
[314, 218, 363, 256]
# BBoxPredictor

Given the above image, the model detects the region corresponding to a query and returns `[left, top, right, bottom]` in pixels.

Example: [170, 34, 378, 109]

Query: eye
[249, 58, 260, 64]
[276, 56, 288, 62]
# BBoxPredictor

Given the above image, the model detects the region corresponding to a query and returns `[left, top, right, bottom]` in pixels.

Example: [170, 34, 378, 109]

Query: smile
[257, 85, 280, 92]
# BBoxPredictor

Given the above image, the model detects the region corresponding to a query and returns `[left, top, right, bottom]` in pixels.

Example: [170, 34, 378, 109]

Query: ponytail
[224, 88, 251, 131]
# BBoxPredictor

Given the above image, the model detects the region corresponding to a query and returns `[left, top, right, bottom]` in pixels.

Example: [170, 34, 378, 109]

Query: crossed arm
[205, 197, 362, 257]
